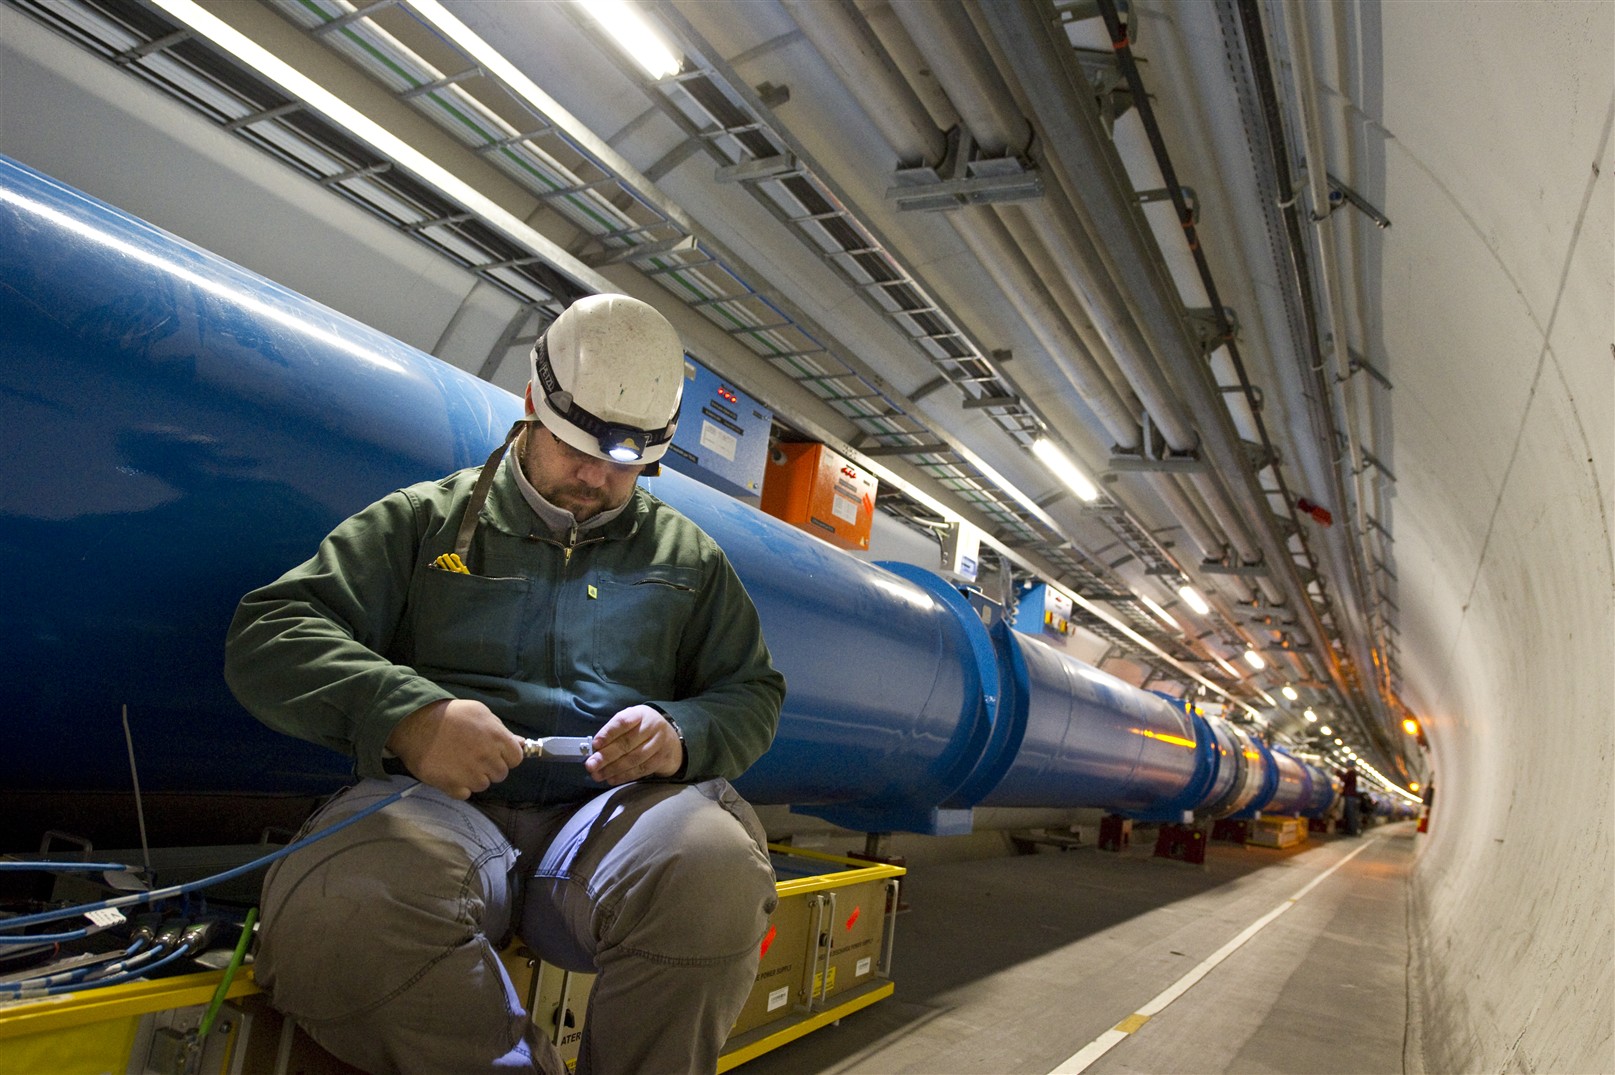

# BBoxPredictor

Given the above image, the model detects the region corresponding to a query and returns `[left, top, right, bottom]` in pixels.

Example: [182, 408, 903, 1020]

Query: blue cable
[2, 943, 196, 998]
[0, 862, 141, 873]
[0, 926, 88, 945]
[0, 782, 422, 934]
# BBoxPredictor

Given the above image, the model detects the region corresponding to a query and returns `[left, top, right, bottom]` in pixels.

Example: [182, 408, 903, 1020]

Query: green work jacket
[224, 454, 785, 804]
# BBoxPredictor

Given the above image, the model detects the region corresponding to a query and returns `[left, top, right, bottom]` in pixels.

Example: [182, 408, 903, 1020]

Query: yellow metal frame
[717, 980, 895, 1071]
[766, 842, 906, 898]
[0, 845, 905, 1070]
[0, 968, 261, 1043]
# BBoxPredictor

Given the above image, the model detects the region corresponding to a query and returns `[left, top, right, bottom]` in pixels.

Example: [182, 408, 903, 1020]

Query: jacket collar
[481, 445, 648, 544]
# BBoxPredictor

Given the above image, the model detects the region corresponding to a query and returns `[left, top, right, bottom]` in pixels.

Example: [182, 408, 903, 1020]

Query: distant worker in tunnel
[225, 293, 785, 1075]
[1339, 765, 1361, 836]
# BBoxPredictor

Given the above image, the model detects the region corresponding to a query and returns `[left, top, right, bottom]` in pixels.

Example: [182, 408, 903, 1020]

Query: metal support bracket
[1185, 307, 1238, 352]
[1138, 185, 1198, 226]
[1106, 449, 1207, 474]
[888, 127, 1043, 211]
[1358, 449, 1398, 482]
[1326, 173, 1392, 229]
[715, 153, 800, 184]
[581, 234, 698, 267]
[1201, 559, 1271, 578]
[1066, 45, 1135, 131]
[1347, 348, 1395, 390]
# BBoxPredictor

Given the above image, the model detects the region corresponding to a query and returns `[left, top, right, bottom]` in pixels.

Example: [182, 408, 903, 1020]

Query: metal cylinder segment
[0, 153, 1343, 836]
[971, 625, 1201, 814]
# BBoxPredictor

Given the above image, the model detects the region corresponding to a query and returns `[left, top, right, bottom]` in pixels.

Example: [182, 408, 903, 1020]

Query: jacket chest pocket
[406, 565, 533, 679]
[590, 568, 699, 697]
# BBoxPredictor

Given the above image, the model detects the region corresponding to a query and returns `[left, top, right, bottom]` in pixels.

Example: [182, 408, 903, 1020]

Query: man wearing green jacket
[225, 294, 785, 1075]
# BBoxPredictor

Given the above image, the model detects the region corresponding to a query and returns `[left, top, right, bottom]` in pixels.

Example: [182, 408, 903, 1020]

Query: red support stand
[1152, 822, 1208, 864]
[1098, 814, 1132, 852]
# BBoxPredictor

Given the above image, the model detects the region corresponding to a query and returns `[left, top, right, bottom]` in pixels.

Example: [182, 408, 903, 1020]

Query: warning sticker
[812, 966, 838, 995]
[832, 491, 859, 524]
[699, 420, 738, 461]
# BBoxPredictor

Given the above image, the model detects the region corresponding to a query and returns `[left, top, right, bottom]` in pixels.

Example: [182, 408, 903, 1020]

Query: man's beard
[544, 482, 617, 519]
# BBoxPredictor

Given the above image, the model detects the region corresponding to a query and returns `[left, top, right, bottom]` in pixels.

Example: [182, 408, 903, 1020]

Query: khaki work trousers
[255, 776, 778, 1075]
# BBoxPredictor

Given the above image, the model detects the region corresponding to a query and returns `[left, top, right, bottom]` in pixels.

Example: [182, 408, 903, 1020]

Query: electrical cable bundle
[0, 780, 419, 999]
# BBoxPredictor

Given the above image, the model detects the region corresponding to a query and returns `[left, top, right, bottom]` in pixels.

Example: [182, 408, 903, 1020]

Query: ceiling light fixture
[1177, 584, 1211, 616]
[1303, 708, 1317, 722]
[575, 0, 683, 79]
[1243, 648, 1266, 670]
[1281, 684, 1299, 701]
[1139, 594, 1180, 631]
[1030, 436, 1099, 501]
[1319, 725, 1333, 736]
[147, 0, 609, 295]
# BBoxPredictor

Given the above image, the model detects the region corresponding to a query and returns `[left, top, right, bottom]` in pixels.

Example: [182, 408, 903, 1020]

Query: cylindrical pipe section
[1254, 746, 1311, 817]
[1194, 716, 1264, 819]
[967, 624, 1201, 815]
[889, 0, 1031, 156]
[1, 155, 1340, 841]
[0, 155, 996, 832]
[776, 0, 946, 166]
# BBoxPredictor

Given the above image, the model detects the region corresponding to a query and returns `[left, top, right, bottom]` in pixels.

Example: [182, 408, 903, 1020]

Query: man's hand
[586, 705, 684, 786]
[386, 698, 524, 800]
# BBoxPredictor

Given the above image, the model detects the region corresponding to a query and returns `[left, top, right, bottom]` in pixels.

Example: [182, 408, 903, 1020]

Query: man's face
[520, 423, 644, 522]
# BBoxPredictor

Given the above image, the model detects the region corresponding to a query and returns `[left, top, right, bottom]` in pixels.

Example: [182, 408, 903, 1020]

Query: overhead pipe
[1233, 0, 1397, 757]
[885, 2, 1199, 450]
[872, 2, 1265, 578]
[774, 0, 1143, 454]
[993, 205, 1162, 445]
[1000, 202, 1196, 450]
[796, 0, 1302, 673]
[775, 0, 945, 167]
[887, 0, 1032, 158]
[973, 0, 1339, 690]
[944, 210, 1144, 451]
[1136, 0, 1362, 694]
[888, 3, 1289, 592]
[852, 0, 961, 132]
[1276, 1, 1397, 717]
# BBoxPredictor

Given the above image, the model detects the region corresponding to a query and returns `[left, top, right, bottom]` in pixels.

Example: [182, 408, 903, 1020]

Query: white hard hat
[529, 293, 684, 464]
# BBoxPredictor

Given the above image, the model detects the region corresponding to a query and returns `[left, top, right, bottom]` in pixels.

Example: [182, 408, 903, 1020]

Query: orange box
[760, 442, 877, 550]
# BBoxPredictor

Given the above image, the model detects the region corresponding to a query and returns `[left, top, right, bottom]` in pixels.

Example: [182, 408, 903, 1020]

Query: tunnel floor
[739, 821, 1420, 1075]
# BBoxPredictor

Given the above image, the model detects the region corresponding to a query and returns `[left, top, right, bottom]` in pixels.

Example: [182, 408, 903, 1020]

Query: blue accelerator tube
[0, 154, 996, 833]
[0, 155, 514, 796]
[946, 623, 1203, 817]
[641, 470, 998, 836]
[1193, 714, 1270, 819]
[0, 154, 1339, 837]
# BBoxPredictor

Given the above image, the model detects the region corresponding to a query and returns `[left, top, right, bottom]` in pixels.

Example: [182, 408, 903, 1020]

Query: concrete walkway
[738, 822, 1418, 1075]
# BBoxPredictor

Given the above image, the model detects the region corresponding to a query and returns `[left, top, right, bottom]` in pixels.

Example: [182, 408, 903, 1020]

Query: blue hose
[0, 782, 422, 934]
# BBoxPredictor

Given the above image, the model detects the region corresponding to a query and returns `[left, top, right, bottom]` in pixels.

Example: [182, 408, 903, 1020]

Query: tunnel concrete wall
[1381, 3, 1613, 1071]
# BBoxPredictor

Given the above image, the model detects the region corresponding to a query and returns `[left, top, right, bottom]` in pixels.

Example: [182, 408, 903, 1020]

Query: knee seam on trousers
[607, 918, 771, 969]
